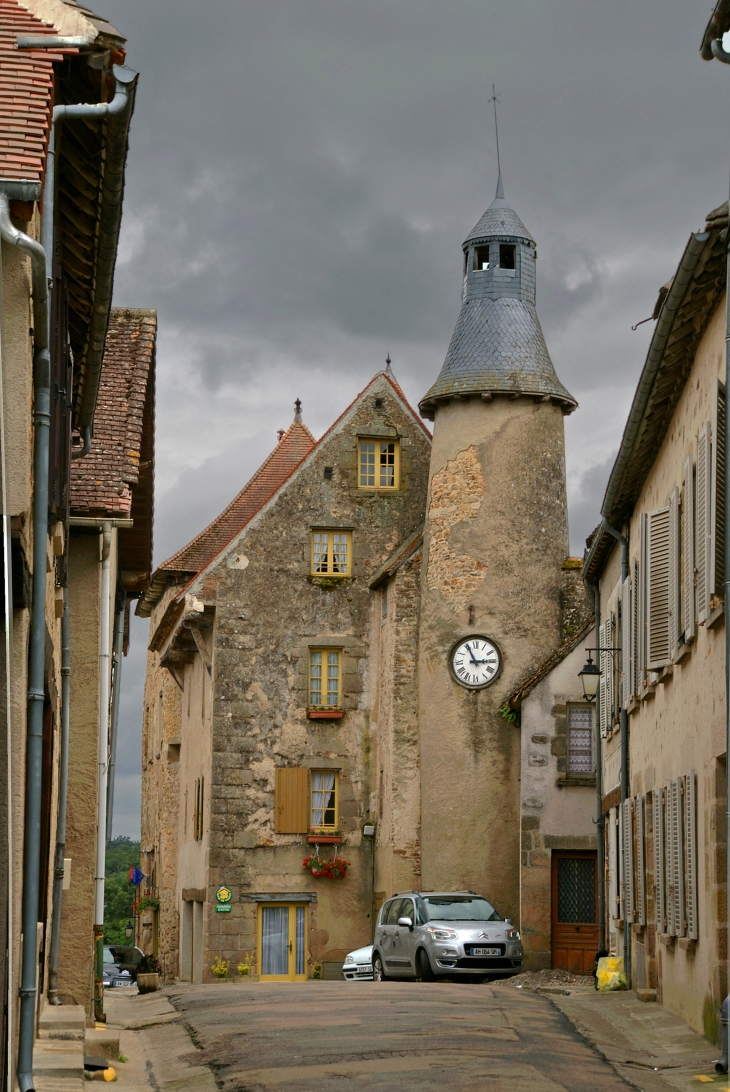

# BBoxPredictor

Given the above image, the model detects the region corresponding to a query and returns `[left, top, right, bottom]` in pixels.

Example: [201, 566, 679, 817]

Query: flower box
[307, 834, 341, 844]
[303, 854, 350, 879]
[308, 709, 343, 719]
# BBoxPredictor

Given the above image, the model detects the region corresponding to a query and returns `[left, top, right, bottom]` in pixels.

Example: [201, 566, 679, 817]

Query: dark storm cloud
[106, 0, 730, 835]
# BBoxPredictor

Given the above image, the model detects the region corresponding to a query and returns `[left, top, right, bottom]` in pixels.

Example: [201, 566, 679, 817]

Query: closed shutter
[682, 456, 696, 642]
[599, 619, 608, 737]
[666, 781, 675, 935]
[685, 770, 698, 941]
[275, 767, 309, 833]
[674, 776, 686, 938]
[653, 789, 665, 933]
[621, 799, 634, 922]
[606, 612, 615, 724]
[711, 378, 726, 601]
[668, 487, 680, 655]
[622, 576, 632, 708]
[647, 507, 671, 669]
[636, 793, 646, 926]
[638, 515, 648, 687]
[697, 423, 711, 623]
[608, 807, 618, 922]
[632, 558, 641, 697]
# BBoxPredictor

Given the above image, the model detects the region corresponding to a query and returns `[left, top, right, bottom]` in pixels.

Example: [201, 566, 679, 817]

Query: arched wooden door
[551, 851, 598, 974]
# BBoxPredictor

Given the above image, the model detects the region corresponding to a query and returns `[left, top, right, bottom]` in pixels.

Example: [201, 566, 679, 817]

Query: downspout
[583, 575, 605, 950]
[0, 194, 49, 1092]
[47, 588, 69, 1004]
[105, 590, 126, 844]
[604, 520, 630, 985]
[700, 30, 730, 1070]
[94, 523, 112, 1022]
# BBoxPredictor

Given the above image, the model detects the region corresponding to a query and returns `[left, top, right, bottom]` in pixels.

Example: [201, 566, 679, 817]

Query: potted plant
[302, 851, 350, 879]
[211, 956, 230, 980]
[237, 951, 256, 980]
[307, 828, 342, 845]
[137, 953, 160, 994]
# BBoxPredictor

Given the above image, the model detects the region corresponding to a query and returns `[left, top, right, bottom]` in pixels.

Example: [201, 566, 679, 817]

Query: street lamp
[125, 920, 133, 940]
[578, 653, 600, 702]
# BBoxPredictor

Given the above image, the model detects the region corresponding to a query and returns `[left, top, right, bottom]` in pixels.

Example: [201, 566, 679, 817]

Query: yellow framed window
[311, 530, 351, 575]
[358, 439, 399, 489]
[309, 649, 341, 708]
[258, 903, 308, 981]
[311, 770, 338, 829]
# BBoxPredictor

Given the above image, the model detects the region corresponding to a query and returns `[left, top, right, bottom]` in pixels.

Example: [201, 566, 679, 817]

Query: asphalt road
[169, 979, 636, 1091]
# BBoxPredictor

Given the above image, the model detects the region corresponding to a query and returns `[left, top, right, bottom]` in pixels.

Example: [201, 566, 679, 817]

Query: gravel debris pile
[505, 968, 591, 990]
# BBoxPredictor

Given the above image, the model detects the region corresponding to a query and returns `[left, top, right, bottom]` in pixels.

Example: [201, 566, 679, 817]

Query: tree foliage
[104, 836, 140, 945]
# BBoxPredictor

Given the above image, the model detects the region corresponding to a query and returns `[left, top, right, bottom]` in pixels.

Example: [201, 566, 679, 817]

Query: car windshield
[422, 896, 502, 922]
[109, 946, 142, 964]
[103, 946, 115, 964]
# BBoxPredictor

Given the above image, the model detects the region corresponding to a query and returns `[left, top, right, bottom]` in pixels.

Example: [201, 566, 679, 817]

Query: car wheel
[373, 954, 387, 982]
[416, 949, 435, 982]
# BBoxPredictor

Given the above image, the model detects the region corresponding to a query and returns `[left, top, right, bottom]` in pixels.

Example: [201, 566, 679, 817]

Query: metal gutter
[93, 523, 112, 1022]
[105, 590, 125, 843]
[601, 232, 710, 525]
[47, 589, 70, 1004]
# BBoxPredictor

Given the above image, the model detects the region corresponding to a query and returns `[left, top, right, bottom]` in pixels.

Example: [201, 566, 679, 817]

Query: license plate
[113, 979, 133, 987]
[470, 947, 500, 956]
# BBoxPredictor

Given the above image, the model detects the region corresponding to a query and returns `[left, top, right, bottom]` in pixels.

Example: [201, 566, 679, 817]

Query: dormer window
[473, 245, 490, 271]
[498, 244, 516, 269]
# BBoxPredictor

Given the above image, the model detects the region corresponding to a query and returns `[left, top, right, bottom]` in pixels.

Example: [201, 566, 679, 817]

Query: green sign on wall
[216, 885, 233, 913]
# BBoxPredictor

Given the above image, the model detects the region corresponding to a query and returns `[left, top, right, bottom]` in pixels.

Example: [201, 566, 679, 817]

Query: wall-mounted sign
[216, 885, 233, 913]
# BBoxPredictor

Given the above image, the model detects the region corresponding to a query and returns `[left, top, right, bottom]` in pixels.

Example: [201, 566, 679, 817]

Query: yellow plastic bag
[596, 955, 628, 991]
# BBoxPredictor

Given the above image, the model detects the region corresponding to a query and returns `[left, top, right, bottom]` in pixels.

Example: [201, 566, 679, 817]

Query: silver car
[371, 891, 523, 981]
[342, 944, 374, 981]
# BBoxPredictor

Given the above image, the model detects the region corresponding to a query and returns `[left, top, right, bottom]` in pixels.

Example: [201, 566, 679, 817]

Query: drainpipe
[47, 588, 70, 1004]
[105, 590, 126, 844]
[583, 576, 605, 951]
[0, 193, 50, 1092]
[695, 31, 730, 1065]
[94, 523, 112, 1022]
[604, 521, 630, 984]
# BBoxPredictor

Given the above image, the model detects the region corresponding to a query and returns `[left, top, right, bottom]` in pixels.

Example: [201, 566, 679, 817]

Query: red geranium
[303, 854, 350, 879]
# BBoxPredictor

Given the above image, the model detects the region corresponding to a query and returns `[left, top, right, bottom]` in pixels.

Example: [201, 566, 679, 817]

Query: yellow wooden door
[258, 904, 308, 981]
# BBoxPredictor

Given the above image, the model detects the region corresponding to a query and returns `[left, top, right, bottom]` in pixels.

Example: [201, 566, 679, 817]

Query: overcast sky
[105, 0, 730, 838]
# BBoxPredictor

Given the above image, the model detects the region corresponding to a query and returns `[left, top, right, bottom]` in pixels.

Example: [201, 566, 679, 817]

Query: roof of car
[391, 890, 481, 898]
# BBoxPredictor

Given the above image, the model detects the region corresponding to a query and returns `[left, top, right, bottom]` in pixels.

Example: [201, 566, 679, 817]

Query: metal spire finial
[488, 84, 504, 199]
[385, 353, 393, 376]
[294, 398, 302, 423]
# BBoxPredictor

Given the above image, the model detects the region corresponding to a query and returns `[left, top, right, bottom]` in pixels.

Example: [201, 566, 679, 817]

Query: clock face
[450, 636, 502, 689]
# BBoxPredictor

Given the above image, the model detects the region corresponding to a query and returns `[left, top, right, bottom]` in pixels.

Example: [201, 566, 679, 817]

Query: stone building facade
[139, 178, 593, 982]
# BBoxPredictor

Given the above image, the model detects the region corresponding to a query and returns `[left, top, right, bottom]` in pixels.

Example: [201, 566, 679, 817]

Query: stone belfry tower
[417, 176, 577, 921]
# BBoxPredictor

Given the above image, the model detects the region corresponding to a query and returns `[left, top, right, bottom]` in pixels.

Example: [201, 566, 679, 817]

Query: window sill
[307, 834, 341, 844]
[557, 775, 596, 788]
[708, 601, 725, 629]
[307, 574, 354, 588]
[677, 937, 697, 951]
[308, 709, 343, 719]
[658, 933, 675, 949]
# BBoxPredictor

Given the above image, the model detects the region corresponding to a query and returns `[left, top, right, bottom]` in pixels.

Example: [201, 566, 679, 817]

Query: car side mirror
[397, 916, 413, 931]
[505, 919, 512, 925]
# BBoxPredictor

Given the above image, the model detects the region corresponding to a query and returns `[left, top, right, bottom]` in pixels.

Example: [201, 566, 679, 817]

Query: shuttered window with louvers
[697, 423, 711, 624]
[621, 798, 634, 923]
[665, 781, 676, 936]
[622, 576, 632, 708]
[607, 611, 616, 723]
[668, 487, 680, 655]
[632, 558, 641, 697]
[608, 807, 618, 923]
[598, 619, 607, 737]
[674, 776, 686, 938]
[685, 770, 698, 941]
[647, 507, 671, 670]
[667, 778, 686, 937]
[638, 515, 648, 687]
[682, 456, 695, 643]
[710, 378, 726, 602]
[636, 793, 646, 926]
[653, 789, 665, 933]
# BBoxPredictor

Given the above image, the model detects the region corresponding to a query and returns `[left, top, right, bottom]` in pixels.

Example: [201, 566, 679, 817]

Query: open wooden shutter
[653, 788, 665, 933]
[665, 781, 676, 935]
[638, 515, 648, 687]
[682, 455, 696, 643]
[668, 487, 680, 655]
[275, 767, 309, 833]
[697, 423, 711, 623]
[711, 378, 726, 602]
[685, 770, 698, 941]
[674, 776, 686, 938]
[608, 807, 618, 922]
[607, 612, 616, 724]
[636, 793, 646, 926]
[621, 798, 634, 923]
[632, 558, 640, 697]
[622, 576, 632, 708]
[647, 507, 671, 669]
[599, 619, 608, 737]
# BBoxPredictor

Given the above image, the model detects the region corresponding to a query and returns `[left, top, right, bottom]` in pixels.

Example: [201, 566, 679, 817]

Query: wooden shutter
[621, 799, 634, 923]
[674, 776, 686, 938]
[682, 456, 696, 642]
[647, 507, 671, 669]
[275, 767, 309, 833]
[638, 515, 648, 687]
[697, 423, 711, 623]
[685, 770, 698, 941]
[606, 612, 615, 724]
[665, 781, 675, 935]
[668, 487, 680, 655]
[599, 619, 608, 737]
[711, 378, 726, 601]
[653, 789, 665, 933]
[608, 807, 618, 922]
[636, 793, 646, 926]
[622, 576, 632, 708]
[632, 558, 640, 697]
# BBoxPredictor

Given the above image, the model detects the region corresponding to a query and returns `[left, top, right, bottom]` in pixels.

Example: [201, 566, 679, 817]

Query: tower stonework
[417, 179, 576, 921]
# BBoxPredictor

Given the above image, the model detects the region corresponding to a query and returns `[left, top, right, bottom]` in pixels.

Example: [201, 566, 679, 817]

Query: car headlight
[506, 929, 521, 941]
[426, 926, 459, 941]
[344, 955, 355, 965]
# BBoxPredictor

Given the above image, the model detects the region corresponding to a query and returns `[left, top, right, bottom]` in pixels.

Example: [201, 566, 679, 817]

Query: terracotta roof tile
[0, 0, 76, 185]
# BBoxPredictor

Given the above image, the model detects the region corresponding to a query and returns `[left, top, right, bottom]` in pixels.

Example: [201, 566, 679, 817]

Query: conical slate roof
[419, 178, 576, 419]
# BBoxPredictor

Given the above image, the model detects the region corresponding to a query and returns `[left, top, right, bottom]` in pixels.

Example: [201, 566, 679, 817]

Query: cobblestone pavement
[164, 979, 639, 1091]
